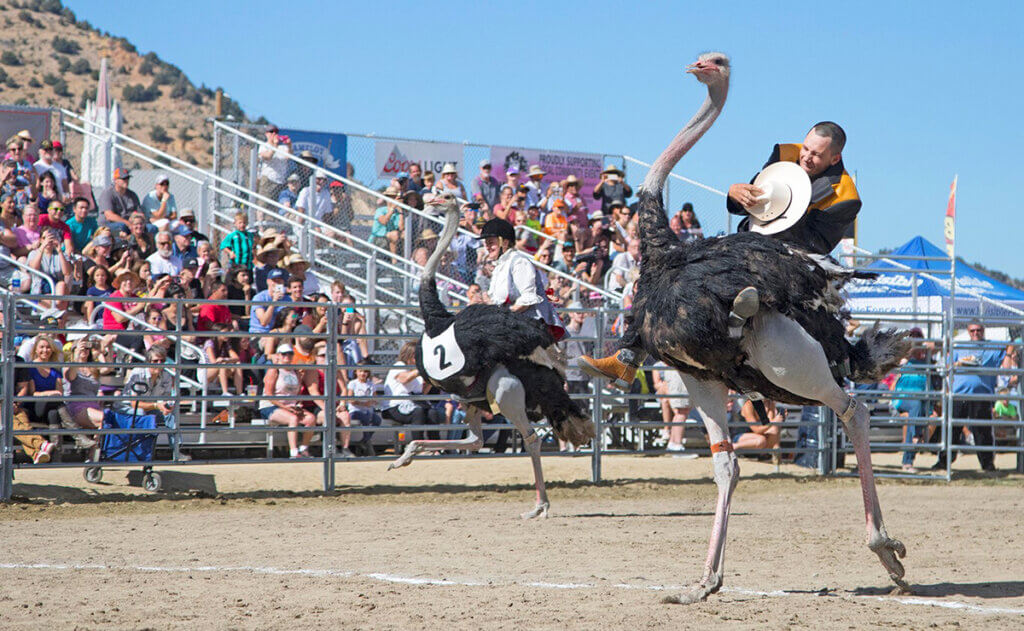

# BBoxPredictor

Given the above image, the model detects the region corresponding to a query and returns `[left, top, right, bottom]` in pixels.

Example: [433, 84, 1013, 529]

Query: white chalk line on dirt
[2, 562, 1022, 617]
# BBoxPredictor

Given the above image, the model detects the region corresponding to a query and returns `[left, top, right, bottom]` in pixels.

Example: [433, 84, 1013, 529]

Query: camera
[466, 202, 481, 210]
[573, 252, 597, 266]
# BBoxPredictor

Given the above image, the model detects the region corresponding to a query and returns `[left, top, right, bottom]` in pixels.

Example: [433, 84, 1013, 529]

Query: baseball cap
[182, 257, 199, 270]
[51, 141, 62, 150]
[329, 180, 345, 189]
[93, 234, 113, 247]
[479, 159, 492, 168]
[39, 139, 54, 151]
[113, 167, 131, 180]
[173, 223, 192, 236]
[267, 268, 288, 281]
[156, 173, 170, 184]
[286, 173, 301, 183]
[178, 207, 195, 218]
[396, 171, 409, 179]
[276, 342, 294, 354]
[506, 166, 519, 175]
[266, 124, 279, 133]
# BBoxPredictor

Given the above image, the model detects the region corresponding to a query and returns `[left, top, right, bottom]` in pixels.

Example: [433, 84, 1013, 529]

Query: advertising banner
[280, 128, 347, 177]
[375, 139, 463, 179]
[489, 146, 605, 193]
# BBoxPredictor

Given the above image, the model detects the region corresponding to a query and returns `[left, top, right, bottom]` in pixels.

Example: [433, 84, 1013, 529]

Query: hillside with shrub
[0, 0, 262, 166]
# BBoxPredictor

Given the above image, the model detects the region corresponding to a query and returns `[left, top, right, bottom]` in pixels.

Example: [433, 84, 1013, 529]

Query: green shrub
[122, 83, 161, 103]
[52, 78, 69, 97]
[51, 36, 80, 55]
[149, 125, 171, 143]
[1, 51, 22, 66]
[42, 73, 58, 85]
[138, 59, 153, 75]
[56, 55, 70, 73]
[28, 77, 42, 88]
[69, 58, 89, 74]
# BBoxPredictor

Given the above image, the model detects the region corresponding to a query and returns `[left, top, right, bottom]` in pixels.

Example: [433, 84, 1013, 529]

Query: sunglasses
[968, 328, 984, 334]
[181, 216, 195, 223]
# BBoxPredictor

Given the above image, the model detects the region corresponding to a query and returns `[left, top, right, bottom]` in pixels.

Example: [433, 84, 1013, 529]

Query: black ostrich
[387, 192, 593, 520]
[580, 52, 911, 603]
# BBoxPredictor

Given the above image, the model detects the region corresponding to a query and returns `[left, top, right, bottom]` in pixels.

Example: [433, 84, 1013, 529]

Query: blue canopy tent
[846, 236, 1024, 322]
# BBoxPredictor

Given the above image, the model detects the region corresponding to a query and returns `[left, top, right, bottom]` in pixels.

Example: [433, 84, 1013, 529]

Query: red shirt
[38, 215, 72, 243]
[197, 303, 233, 331]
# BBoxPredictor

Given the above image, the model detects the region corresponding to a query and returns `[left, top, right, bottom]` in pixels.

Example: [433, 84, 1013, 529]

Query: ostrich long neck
[419, 205, 460, 330]
[638, 81, 727, 269]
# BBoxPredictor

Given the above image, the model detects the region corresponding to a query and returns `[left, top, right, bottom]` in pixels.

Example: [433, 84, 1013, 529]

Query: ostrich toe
[869, 534, 909, 589]
[662, 571, 722, 605]
[520, 501, 550, 520]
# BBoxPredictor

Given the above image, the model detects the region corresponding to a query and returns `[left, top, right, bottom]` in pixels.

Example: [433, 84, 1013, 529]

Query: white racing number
[420, 323, 465, 381]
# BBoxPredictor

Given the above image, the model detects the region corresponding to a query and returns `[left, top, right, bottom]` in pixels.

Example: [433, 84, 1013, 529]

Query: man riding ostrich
[387, 192, 593, 520]
[580, 52, 910, 603]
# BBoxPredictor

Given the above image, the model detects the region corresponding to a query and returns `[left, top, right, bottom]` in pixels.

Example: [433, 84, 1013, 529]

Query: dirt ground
[1, 452, 1023, 630]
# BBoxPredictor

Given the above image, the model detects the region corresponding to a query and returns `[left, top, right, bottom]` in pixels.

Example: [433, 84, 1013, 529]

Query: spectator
[504, 166, 521, 191]
[278, 172, 302, 210]
[608, 200, 631, 256]
[202, 322, 244, 394]
[370, 186, 404, 255]
[562, 174, 587, 216]
[66, 196, 97, 253]
[472, 159, 501, 210]
[676, 203, 704, 243]
[322, 180, 353, 241]
[177, 258, 203, 299]
[62, 339, 106, 451]
[38, 201, 74, 253]
[492, 184, 514, 221]
[11, 398, 54, 464]
[83, 265, 112, 323]
[339, 294, 370, 362]
[891, 328, 931, 473]
[421, 170, 435, 192]
[142, 306, 172, 353]
[524, 165, 546, 209]
[936, 321, 1005, 472]
[607, 238, 640, 292]
[219, 211, 255, 270]
[250, 268, 291, 334]
[16, 335, 70, 444]
[226, 265, 254, 323]
[126, 212, 156, 259]
[543, 198, 569, 238]
[13, 203, 42, 258]
[52, 140, 76, 184]
[171, 223, 197, 262]
[732, 398, 783, 458]
[195, 239, 214, 271]
[551, 239, 576, 274]
[260, 342, 317, 458]
[26, 227, 73, 309]
[296, 171, 332, 222]
[35, 170, 61, 211]
[1, 154, 32, 212]
[15, 130, 36, 162]
[256, 124, 291, 213]
[175, 208, 209, 251]
[406, 163, 425, 194]
[0, 190, 18, 232]
[305, 342, 354, 457]
[283, 253, 320, 295]
[514, 208, 540, 254]
[574, 230, 611, 287]
[147, 230, 182, 279]
[82, 232, 127, 278]
[592, 164, 632, 213]
[118, 345, 186, 458]
[100, 269, 146, 355]
[197, 279, 234, 331]
[382, 342, 443, 440]
[140, 173, 176, 230]
[433, 163, 467, 199]
[252, 241, 284, 293]
[348, 359, 383, 453]
[33, 139, 68, 198]
[652, 363, 698, 458]
[97, 168, 141, 236]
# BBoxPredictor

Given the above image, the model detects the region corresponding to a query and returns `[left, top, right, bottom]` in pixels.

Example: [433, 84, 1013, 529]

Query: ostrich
[387, 192, 594, 520]
[582, 52, 910, 603]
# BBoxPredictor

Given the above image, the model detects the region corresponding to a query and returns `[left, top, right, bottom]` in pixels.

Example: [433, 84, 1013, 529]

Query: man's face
[39, 148, 52, 163]
[562, 246, 575, 262]
[595, 236, 610, 256]
[212, 284, 228, 300]
[266, 130, 279, 144]
[174, 232, 191, 250]
[288, 281, 304, 301]
[967, 324, 985, 341]
[288, 179, 300, 191]
[409, 164, 421, 179]
[48, 206, 65, 222]
[798, 131, 840, 177]
[74, 200, 89, 218]
[156, 233, 173, 256]
[155, 181, 168, 195]
[115, 177, 129, 193]
[480, 164, 491, 177]
[22, 206, 38, 226]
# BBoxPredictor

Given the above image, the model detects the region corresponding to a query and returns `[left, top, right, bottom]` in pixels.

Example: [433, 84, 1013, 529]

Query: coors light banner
[375, 139, 463, 179]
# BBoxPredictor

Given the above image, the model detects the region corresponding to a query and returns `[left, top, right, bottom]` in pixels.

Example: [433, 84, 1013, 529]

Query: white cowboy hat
[440, 163, 458, 175]
[527, 165, 546, 177]
[746, 161, 812, 236]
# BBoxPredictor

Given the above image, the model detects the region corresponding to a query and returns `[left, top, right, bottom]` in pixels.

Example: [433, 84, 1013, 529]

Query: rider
[479, 217, 566, 341]
[578, 121, 860, 388]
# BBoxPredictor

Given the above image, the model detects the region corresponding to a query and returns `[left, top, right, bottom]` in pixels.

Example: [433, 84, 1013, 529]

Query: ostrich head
[686, 51, 730, 86]
[424, 191, 460, 217]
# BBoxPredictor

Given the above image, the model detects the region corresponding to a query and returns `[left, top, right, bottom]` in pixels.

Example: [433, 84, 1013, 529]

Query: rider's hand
[728, 183, 765, 210]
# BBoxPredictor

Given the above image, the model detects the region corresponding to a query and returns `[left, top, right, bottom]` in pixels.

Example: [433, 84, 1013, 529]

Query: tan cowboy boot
[576, 349, 643, 390]
[728, 286, 759, 338]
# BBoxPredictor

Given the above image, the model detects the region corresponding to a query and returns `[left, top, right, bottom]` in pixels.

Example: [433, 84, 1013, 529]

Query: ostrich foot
[520, 501, 550, 520]
[869, 533, 910, 592]
[387, 442, 423, 471]
[662, 571, 722, 605]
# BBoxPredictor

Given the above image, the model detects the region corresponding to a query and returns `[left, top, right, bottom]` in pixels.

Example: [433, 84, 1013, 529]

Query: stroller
[83, 381, 166, 492]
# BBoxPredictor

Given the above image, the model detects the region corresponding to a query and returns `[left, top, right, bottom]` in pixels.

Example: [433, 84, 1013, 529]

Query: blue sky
[70, 1, 1024, 276]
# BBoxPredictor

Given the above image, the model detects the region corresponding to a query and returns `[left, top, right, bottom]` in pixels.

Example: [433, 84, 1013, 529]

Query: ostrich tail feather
[849, 325, 912, 383]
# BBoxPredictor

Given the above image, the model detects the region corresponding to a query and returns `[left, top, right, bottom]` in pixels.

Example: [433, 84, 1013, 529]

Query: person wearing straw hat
[252, 239, 285, 293]
[16, 130, 36, 162]
[283, 252, 320, 295]
[370, 185, 405, 255]
[727, 121, 861, 256]
[524, 165, 547, 209]
[432, 162, 467, 200]
[592, 163, 632, 214]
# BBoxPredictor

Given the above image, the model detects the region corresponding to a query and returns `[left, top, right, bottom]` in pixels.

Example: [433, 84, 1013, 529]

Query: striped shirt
[220, 229, 255, 268]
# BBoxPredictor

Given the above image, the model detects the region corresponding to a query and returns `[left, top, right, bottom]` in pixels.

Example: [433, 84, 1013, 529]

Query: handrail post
[303, 174, 314, 261]
[591, 307, 604, 483]
[324, 305, 338, 492]
[366, 253, 378, 355]
[1, 292, 16, 501]
[172, 300, 186, 455]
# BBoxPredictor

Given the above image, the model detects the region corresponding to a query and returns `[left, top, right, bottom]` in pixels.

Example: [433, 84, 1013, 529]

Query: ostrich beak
[686, 60, 714, 76]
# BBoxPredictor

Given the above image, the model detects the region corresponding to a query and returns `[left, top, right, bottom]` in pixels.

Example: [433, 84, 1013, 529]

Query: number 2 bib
[420, 323, 466, 381]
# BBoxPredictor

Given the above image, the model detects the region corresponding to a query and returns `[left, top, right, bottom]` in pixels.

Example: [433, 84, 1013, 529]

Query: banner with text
[280, 128, 348, 178]
[375, 140, 463, 180]
[489, 146, 605, 193]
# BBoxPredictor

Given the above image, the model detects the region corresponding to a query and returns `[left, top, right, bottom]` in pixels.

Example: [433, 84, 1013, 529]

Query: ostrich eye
[713, 58, 724, 66]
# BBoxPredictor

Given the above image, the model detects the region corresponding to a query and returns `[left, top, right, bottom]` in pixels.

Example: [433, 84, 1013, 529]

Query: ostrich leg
[663, 375, 738, 604]
[744, 313, 908, 591]
[388, 408, 485, 470]
[488, 365, 550, 520]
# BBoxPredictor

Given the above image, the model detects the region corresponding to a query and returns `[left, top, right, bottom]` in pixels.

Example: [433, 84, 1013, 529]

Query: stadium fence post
[324, 305, 338, 492]
[366, 254, 377, 355]
[171, 297, 186, 455]
[817, 405, 829, 475]
[591, 307, 604, 483]
[1, 292, 16, 501]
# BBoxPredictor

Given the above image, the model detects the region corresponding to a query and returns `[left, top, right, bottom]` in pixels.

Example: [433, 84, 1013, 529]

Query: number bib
[420, 324, 466, 381]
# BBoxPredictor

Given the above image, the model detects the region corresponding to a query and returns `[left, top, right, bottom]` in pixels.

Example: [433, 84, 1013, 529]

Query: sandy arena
[1, 453, 1022, 630]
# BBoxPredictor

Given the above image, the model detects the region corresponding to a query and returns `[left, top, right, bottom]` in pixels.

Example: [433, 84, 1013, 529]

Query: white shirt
[607, 252, 637, 292]
[296, 185, 333, 221]
[258, 142, 290, 184]
[385, 364, 423, 414]
[348, 379, 377, 413]
[488, 249, 543, 309]
[147, 251, 183, 277]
